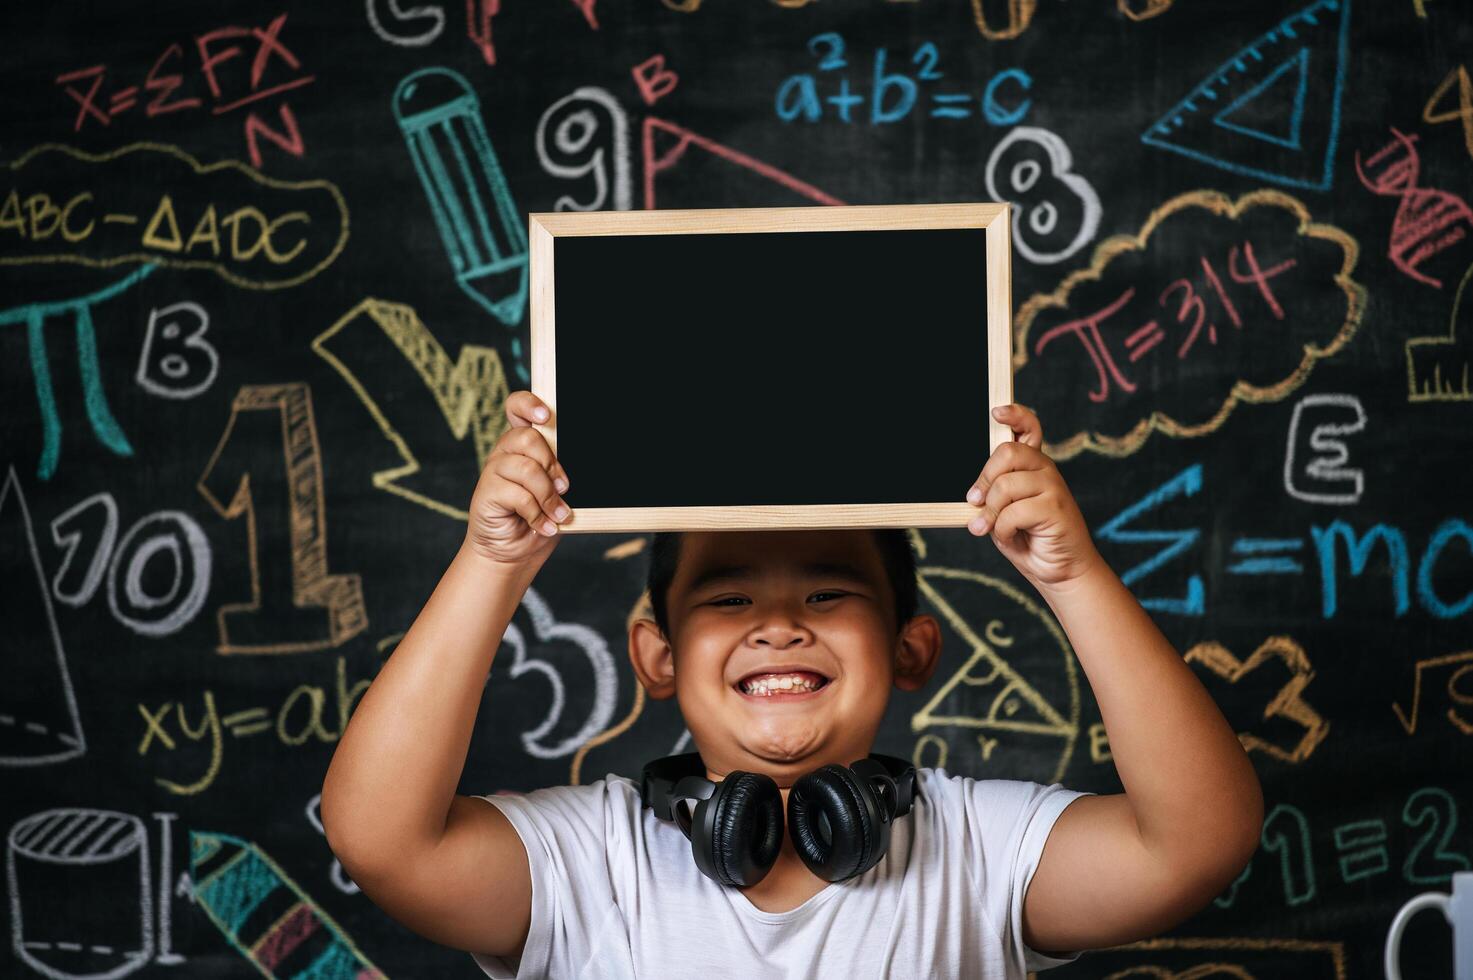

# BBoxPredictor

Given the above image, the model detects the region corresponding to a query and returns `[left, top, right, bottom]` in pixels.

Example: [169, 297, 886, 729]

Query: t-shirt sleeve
[959, 776, 1095, 973]
[467, 780, 622, 980]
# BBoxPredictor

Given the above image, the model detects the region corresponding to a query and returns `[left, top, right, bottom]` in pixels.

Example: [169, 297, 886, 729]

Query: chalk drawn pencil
[393, 67, 528, 333]
[190, 830, 385, 979]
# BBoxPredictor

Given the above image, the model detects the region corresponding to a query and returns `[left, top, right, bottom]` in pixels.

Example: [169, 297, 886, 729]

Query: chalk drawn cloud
[0, 142, 348, 290]
[1014, 188, 1366, 460]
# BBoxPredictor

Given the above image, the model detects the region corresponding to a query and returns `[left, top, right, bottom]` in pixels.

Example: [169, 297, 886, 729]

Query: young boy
[321, 390, 1263, 979]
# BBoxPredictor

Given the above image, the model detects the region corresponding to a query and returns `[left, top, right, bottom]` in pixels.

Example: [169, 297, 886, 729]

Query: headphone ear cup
[703, 771, 783, 887]
[788, 764, 889, 883]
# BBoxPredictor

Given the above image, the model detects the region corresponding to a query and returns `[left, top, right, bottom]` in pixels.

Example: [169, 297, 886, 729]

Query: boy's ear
[629, 618, 678, 700]
[893, 614, 942, 693]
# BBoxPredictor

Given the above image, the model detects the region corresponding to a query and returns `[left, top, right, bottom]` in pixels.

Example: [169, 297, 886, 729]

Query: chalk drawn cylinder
[8, 809, 153, 978]
[392, 67, 528, 327]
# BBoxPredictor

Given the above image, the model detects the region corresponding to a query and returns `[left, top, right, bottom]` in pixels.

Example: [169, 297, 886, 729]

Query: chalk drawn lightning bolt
[312, 298, 510, 520]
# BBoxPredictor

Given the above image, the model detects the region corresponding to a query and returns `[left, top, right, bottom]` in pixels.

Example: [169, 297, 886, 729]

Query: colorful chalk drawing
[1094, 464, 1204, 616]
[1216, 787, 1470, 910]
[1049, 936, 1346, 979]
[1424, 65, 1473, 160]
[135, 300, 219, 400]
[775, 35, 1034, 127]
[1014, 189, 1365, 460]
[498, 586, 619, 759]
[1283, 393, 1367, 504]
[0, 143, 348, 289]
[1355, 127, 1472, 288]
[49, 492, 212, 638]
[663, 0, 1175, 38]
[52, 13, 316, 168]
[642, 117, 845, 209]
[1392, 649, 1473, 735]
[190, 831, 386, 979]
[1141, 0, 1351, 192]
[983, 126, 1101, 265]
[631, 54, 679, 106]
[365, 0, 445, 47]
[1183, 636, 1329, 764]
[1091, 461, 1472, 621]
[535, 86, 632, 212]
[0, 467, 85, 767]
[2, 263, 155, 480]
[909, 559, 1080, 784]
[393, 66, 529, 361]
[9, 809, 153, 977]
[467, 0, 598, 66]
[197, 384, 367, 654]
[1406, 261, 1473, 400]
[136, 656, 372, 796]
[312, 298, 511, 521]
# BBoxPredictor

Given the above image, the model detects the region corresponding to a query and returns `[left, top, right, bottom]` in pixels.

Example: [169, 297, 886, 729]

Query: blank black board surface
[553, 227, 989, 509]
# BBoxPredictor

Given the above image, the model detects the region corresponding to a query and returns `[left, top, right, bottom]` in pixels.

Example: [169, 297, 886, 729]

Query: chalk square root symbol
[1141, 0, 1352, 192]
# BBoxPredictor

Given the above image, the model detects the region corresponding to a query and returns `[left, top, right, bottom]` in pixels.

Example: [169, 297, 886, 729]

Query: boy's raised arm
[320, 391, 574, 957]
[967, 405, 1264, 956]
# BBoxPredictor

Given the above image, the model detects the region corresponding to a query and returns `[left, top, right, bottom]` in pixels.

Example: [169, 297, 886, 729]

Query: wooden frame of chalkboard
[528, 203, 1012, 532]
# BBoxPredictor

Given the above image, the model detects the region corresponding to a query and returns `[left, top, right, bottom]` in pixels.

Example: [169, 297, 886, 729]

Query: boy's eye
[708, 592, 847, 606]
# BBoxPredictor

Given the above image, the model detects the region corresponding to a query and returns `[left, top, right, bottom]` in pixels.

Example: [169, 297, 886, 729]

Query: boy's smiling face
[629, 530, 941, 785]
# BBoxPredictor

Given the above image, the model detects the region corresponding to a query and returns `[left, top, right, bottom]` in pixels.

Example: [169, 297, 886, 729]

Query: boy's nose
[750, 622, 813, 647]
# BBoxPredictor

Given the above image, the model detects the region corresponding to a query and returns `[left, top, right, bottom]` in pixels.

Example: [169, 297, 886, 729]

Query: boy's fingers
[984, 471, 1047, 516]
[497, 425, 556, 470]
[494, 425, 570, 494]
[968, 471, 1046, 535]
[967, 441, 1050, 505]
[493, 454, 570, 533]
[990, 403, 1044, 449]
[488, 476, 550, 533]
[505, 390, 552, 428]
[992, 496, 1052, 544]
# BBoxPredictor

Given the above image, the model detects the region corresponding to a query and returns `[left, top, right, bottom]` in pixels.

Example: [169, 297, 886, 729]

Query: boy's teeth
[740, 672, 825, 696]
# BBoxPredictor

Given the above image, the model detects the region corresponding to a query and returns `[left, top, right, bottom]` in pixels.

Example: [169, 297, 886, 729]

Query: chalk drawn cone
[190, 831, 386, 979]
[0, 467, 85, 765]
[8, 809, 151, 977]
[393, 67, 528, 328]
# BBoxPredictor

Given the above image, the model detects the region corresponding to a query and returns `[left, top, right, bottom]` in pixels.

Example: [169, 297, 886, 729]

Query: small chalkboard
[529, 204, 1013, 532]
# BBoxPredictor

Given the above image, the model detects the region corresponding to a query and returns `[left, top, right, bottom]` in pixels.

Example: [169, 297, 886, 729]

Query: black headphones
[639, 752, 919, 888]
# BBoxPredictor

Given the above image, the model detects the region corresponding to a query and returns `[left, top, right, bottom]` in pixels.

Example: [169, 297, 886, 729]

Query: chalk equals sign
[929, 93, 972, 119]
[223, 707, 271, 738]
[1226, 537, 1305, 574]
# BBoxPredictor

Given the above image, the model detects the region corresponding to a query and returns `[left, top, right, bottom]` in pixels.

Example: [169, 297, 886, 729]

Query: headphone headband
[640, 752, 919, 820]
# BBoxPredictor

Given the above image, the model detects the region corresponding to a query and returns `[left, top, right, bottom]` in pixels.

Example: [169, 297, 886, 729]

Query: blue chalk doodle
[1213, 48, 1310, 150]
[1094, 463, 1204, 616]
[983, 69, 1032, 127]
[393, 67, 529, 380]
[1, 263, 157, 480]
[1227, 536, 1305, 575]
[1310, 521, 1410, 618]
[1140, 0, 1350, 191]
[1417, 519, 1473, 619]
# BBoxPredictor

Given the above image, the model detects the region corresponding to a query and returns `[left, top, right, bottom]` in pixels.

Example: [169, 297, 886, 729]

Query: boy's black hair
[646, 530, 919, 640]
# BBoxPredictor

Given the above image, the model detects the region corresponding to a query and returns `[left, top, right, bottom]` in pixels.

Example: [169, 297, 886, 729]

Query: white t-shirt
[471, 768, 1093, 979]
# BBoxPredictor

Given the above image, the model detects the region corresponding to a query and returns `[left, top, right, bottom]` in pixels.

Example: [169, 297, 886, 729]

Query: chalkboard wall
[5, 1, 1471, 977]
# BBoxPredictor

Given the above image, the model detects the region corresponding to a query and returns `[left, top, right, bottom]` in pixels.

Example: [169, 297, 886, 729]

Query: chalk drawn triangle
[1141, 0, 1350, 191]
[642, 117, 845, 209]
[1213, 48, 1309, 150]
[0, 467, 86, 765]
